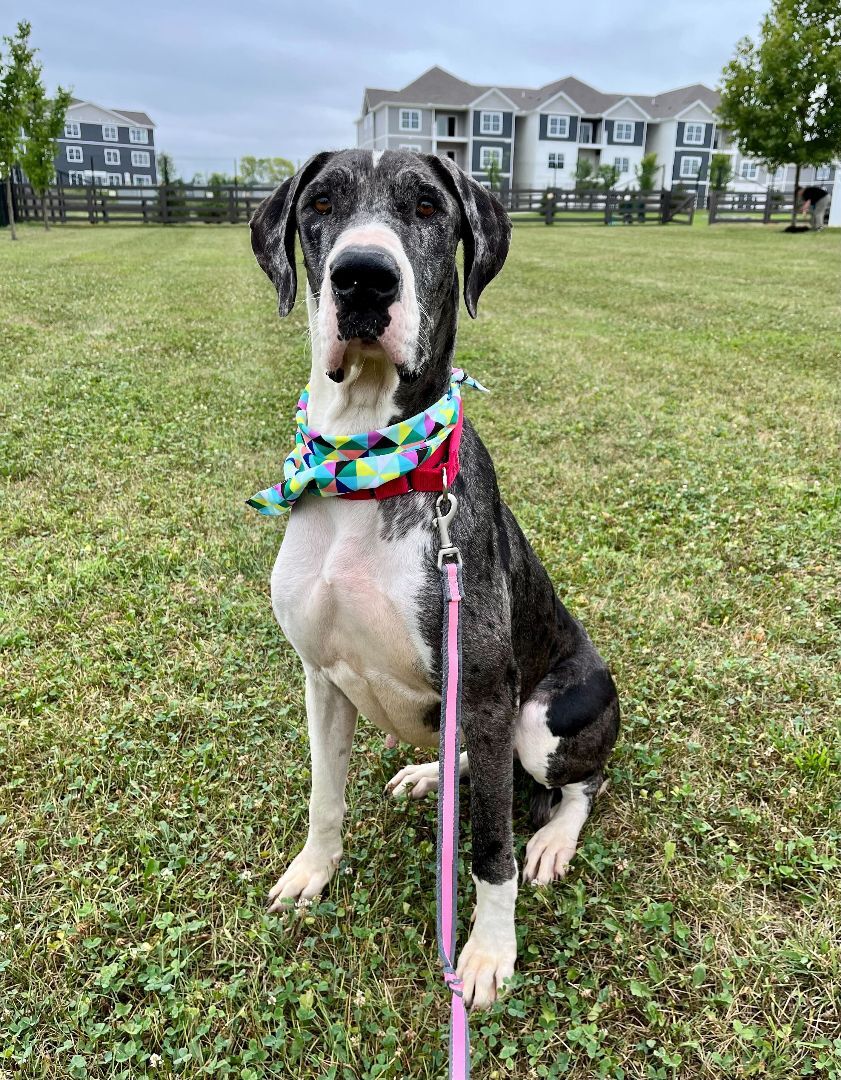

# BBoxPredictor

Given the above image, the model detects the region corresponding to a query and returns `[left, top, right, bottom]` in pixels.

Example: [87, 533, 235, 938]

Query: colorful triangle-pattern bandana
[247, 368, 487, 516]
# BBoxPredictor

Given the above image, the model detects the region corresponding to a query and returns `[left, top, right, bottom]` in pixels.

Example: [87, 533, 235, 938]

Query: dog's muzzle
[330, 246, 401, 344]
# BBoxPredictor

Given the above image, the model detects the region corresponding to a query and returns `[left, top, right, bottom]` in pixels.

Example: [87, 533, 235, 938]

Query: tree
[21, 79, 72, 229]
[634, 152, 659, 192]
[157, 151, 177, 184]
[596, 163, 620, 190]
[709, 152, 733, 192]
[574, 158, 594, 192]
[485, 155, 501, 192]
[0, 21, 38, 240]
[239, 155, 294, 186]
[718, 0, 841, 226]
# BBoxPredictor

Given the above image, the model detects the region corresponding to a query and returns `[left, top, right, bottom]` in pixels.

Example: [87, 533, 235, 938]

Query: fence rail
[503, 187, 695, 225]
[708, 189, 796, 224]
[13, 182, 276, 226]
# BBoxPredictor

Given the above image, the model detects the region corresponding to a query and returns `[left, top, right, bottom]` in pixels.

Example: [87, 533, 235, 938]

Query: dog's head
[250, 149, 510, 377]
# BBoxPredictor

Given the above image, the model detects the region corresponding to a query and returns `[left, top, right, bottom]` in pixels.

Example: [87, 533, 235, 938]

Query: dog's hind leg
[268, 669, 357, 910]
[385, 752, 469, 799]
[515, 642, 618, 885]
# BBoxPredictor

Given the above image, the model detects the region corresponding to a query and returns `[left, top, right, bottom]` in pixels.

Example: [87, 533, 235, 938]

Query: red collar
[340, 399, 464, 501]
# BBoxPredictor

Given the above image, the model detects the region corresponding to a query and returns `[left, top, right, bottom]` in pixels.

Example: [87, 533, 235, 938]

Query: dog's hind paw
[267, 846, 341, 911]
[384, 760, 439, 799]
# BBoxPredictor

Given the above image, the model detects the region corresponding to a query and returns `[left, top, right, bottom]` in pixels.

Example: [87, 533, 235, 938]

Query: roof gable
[603, 95, 651, 120]
[67, 99, 154, 127]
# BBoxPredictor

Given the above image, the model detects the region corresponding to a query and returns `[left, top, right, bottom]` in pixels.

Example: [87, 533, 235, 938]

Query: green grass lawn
[1, 220, 839, 1080]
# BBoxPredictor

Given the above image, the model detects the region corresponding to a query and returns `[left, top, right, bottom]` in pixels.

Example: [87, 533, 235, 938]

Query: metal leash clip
[436, 467, 462, 568]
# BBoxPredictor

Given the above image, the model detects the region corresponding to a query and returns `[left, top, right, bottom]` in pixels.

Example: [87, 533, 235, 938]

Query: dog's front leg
[268, 668, 357, 910]
[456, 693, 518, 1010]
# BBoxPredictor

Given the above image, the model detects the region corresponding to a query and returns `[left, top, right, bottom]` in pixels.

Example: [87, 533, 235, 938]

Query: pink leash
[434, 486, 470, 1079]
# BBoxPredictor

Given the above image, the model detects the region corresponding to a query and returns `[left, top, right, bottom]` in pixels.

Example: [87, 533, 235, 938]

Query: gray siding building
[55, 99, 157, 187]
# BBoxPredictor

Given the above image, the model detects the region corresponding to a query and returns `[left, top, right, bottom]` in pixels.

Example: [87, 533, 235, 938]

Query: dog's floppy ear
[426, 155, 511, 318]
[249, 151, 335, 317]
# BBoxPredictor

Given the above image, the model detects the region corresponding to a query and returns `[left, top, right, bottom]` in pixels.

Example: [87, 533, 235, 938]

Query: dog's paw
[267, 846, 341, 912]
[522, 825, 577, 885]
[456, 930, 516, 1010]
[384, 760, 439, 799]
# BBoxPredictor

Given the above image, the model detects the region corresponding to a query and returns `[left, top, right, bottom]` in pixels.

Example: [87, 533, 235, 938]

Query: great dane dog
[249, 149, 619, 1010]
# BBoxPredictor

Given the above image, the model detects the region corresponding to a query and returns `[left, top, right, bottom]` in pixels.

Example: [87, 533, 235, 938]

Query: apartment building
[55, 99, 157, 187]
[357, 67, 835, 202]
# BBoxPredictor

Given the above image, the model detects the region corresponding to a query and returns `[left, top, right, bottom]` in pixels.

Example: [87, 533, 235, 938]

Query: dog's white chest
[271, 498, 440, 746]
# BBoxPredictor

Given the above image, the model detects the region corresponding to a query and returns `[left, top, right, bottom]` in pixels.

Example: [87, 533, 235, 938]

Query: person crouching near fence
[797, 185, 830, 231]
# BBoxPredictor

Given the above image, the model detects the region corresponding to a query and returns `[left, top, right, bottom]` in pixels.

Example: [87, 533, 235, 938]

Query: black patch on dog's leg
[327, 368, 345, 383]
[546, 669, 618, 739]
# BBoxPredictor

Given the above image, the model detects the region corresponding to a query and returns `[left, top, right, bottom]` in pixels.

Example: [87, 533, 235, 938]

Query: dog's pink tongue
[385, 734, 398, 750]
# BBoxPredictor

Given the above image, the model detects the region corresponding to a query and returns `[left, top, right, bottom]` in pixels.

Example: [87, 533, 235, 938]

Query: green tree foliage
[0, 20, 38, 240]
[157, 152, 177, 184]
[574, 158, 594, 192]
[239, 156, 295, 186]
[718, 0, 841, 224]
[634, 152, 660, 192]
[709, 152, 733, 192]
[596, 163, 620, 190]
[485, 155, 501, 191]
[21, 79, 72, 229]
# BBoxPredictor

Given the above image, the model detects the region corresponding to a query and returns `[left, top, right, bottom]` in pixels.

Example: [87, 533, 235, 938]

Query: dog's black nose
[330, 247, 401, 311]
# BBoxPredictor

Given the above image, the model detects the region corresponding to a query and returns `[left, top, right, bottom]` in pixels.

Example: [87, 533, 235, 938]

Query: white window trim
[107, 173, 122, 185]
[398, 143, 422, 151]
[547, 152, 564, 169]
[614, 156, 630, 174]
[129, 127, 149, 144]
[66, 145, 84, 163]
[680, 155, 702, 179]
[815, 165, 832, 181]
[104, 148, 121, 165]
[546, 114, 569, 138]
[479, 110, 503, 135]
[68, 170, 85, 185]
[740, 160, 759, 179]
[479, 146, 503, 170]
[133, 174, 152, 186]
[102, 124, 118, 141]
[65, 121, 81, 138]
[613, 121, 635, 143]
[399, 108, 421, 132]
[684, 123, 705, 145]
[131, 150, 151, 167]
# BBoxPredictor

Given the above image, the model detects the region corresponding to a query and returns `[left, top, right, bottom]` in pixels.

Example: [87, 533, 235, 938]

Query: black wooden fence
[707, 189, 795, 224]
[13, 181, 276, 225]
[503, 188, 696, 225]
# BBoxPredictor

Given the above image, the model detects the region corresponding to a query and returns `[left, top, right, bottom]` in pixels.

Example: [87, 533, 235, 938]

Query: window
[680, 156, 702, 179]
[399, 109, 421, 131]
[134, 174, 152, 186]
[614, 121, 634, 142]
[66, 145, 83, 163]
[479, 146, 503, 170]
[548, 152, 564, 170]
[480, 110, 503, 135]
[815, 165, 832, 181]
[614, 156, 630, 174]
[107, 173, 122, 185]
[546, 114, 568, 138]
[68, 170, 86, 185]
[104, 148, 120, 165]
[131, 150, 151, 167]
[579, 121, 594, 143]
[129, 127, 149, 143]
[64, 121, 81, 138]
[399, 143, 422, 152]
[740, 160, 759, 179]
[684, 123, 705, 145]
[102, 124, 118, 141]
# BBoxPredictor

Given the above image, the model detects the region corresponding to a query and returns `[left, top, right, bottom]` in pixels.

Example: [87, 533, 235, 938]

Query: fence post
[708, 191, 717, 225]
[86, 184, 95, 224]
[762, 189, 772, 224]
[159, 183, 168, 225]
[544, 191, 555, 225]
[604, 190, 613, 225]
[228, 186, 237, 224]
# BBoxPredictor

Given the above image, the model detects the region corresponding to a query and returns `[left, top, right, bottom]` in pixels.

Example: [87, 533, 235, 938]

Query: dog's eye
[313, 196, 332, 215]
[416, 199, 436, 218]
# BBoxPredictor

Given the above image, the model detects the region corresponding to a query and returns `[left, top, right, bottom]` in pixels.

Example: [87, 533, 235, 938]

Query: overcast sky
[21, 0, 769, 178]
